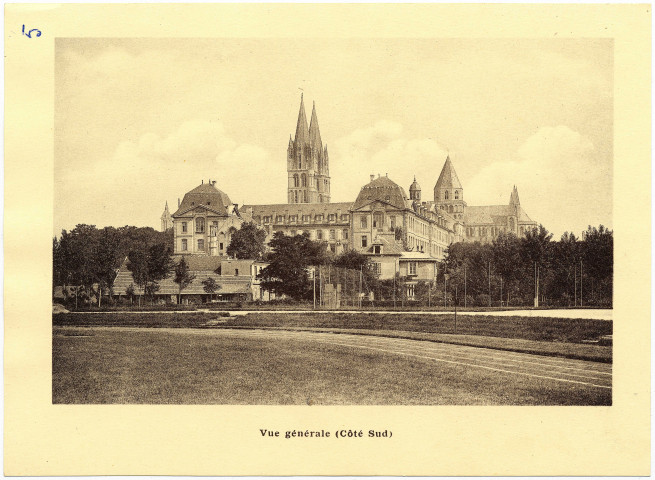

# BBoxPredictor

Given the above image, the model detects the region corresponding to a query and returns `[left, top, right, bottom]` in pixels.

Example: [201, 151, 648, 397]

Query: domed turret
[353, 174, 410, 211]
[174, 180, 234, 215]
[409, 176, 421, 201]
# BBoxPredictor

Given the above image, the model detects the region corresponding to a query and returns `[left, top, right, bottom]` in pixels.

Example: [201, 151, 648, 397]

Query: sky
[55, 38, 612, 239]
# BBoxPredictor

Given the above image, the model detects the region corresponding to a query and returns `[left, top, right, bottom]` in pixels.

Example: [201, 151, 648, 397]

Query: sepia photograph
[52, 37, 614, 405]
[4, 3, 650, 476]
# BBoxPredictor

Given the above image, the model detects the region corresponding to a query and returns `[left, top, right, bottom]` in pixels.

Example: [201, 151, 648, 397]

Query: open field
[53, 327, 611, 405]
[54, 311, 612, 343]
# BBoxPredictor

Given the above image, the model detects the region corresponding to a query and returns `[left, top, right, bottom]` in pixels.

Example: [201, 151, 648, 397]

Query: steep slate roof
[352, 176, 411, 211]
[434, 156, 463, 190]
[172, 183, 233, 217]
[464, 205, 535, 225]
[242, 202, 353, 219]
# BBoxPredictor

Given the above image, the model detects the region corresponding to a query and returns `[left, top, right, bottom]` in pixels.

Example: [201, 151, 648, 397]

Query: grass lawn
[54, 312, 611, 343]
[53, 327, 610, 405]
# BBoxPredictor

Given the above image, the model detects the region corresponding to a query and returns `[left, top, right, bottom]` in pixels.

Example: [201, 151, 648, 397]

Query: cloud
[466, 125, 611, 237]
[332, 121, 448, 200]
[56, 119, 278, 232]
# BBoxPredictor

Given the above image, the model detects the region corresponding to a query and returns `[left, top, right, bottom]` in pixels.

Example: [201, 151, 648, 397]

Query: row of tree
[440, 225, 613, 307]
[53, 221, 613, 308]
[53, 222, 270, 307]
[255, 225, 613, 307]
[53, 225, 173, 306]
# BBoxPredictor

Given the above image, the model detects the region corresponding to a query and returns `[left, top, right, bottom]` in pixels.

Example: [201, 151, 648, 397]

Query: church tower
[287, 95, 331, 203]
[434, 155, 466, 221]
[160, 201, 172, 231]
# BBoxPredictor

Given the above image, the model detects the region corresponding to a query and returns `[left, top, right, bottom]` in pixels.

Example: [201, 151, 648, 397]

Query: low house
[362, 236, 439, 300]
[112, 255, 270, 303]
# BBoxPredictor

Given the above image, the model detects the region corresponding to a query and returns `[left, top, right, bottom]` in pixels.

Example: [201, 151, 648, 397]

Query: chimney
[178, 198, 180, 207]
[370, 174, 375, 182]
[212, 180, 216, 186]
[202, 179, 204, 184]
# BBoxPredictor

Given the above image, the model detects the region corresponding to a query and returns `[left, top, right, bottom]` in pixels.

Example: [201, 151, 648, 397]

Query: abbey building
[161, 95, 538, 274]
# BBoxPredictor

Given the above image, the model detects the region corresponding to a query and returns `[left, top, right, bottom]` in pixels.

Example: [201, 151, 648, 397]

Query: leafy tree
[226, 222, 267, 259]
[581, 225, 613, 305]
[202, 277, 220, 302]
[173, 257, 196, 304]
[127, 243, 174, 306]
[53, 224, 174, 307]
[258, 232, 327, 300]
[491, 233, 521, 305]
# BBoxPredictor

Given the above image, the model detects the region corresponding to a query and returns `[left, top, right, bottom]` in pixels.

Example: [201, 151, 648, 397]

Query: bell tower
[434, 155, 466, 220]
[287, 95, 331, 203]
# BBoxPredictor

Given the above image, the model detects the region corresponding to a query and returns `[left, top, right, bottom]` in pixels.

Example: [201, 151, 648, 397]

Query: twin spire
[294, 93, 324, 151]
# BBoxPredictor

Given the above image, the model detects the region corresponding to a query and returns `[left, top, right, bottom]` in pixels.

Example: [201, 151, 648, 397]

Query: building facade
[170, 180, 244, 256]
[241, 202, 352, 254]
[159, 95, 539, 285]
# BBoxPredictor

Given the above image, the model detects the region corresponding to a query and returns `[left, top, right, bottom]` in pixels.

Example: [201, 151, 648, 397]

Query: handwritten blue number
[22, 25, 41, 38]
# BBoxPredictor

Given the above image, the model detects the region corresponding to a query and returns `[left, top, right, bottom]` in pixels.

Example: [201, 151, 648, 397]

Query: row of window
[290, 191, 329, 203]
[259, 213, 349, 224]
[291, 174, 329, 190]
[179, 218, 225, 234]
[369, 261, 418, 276]
[443, 190, 461, 200]
[288, 229, 349, 241]
[181, 238, 205, 251]
[180, 238, 230, 252]
[439, 204, 463, 214]
[289, 150, 327, 171]
[359, 213, 397, 230]
[466, 224, 527, 237]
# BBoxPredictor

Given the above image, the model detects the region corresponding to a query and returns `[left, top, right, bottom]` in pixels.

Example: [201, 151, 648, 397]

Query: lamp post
[443, 272, 449, 309]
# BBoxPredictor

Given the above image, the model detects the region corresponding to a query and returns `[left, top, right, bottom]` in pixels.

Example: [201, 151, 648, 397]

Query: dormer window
[374, 245, 381, 255]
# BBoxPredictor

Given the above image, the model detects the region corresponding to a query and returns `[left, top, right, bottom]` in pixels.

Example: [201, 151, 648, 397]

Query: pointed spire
[435, 155, 463, 190]
[509, 185, 520, 205]
[294, 94, 309, 145]
[309, 100, 323, 149]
